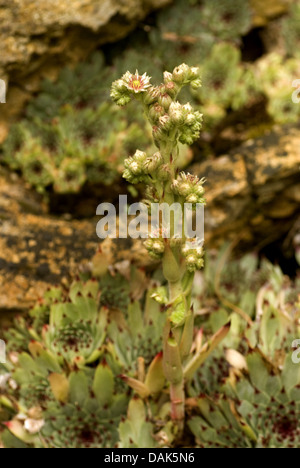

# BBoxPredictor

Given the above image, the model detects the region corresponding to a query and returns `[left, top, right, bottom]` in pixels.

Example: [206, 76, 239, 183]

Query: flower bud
[179, 131, 194, 146]
[159, 114, 173, 132]
[152, 125, 165, 146]
[163, 71, 173, 83]
[186, 113, 197, 125]
[113, 79, 128, 92]
[196, 246, 203, 257]
[171, 172, 205, 204]
[182, 241, 204, 272]
[123, 169, 132, 181]
[131, 161, 142, 175]
[172, 180, 190, 197]
[144, 86, 160, 106]
[152, 240, 165, 254]
[165, 81, 179, 98]
[149, 103, 165, 124]
[169, 101, 185, 125]
[110, 81, 132, 106]
[118, 96, 132, 106]
[158, 93, 173, 110]
[186, 254, 197, 269]
[183, 103, 193, 113]
[189, 67, 201, 80]
[195, 184, 205, 196]
[123, 150, 148, 183]
[191, 79, 202, 90]
[172, 63, 190, 83]
[179, 109, 203, 145]
[144, 238, 165, 260]
[144, 152, 163, 173]
[186, 193, 198, 204]
[170, 236, 184, 249]
[134, 150, 147, 163]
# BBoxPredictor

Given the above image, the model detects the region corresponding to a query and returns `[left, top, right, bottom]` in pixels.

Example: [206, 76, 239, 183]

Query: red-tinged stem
[170, 380, 185, 432]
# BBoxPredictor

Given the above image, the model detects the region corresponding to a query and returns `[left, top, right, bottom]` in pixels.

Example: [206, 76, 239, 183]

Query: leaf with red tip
[119, 375, 150, 399]
[144, 352, 165, 394]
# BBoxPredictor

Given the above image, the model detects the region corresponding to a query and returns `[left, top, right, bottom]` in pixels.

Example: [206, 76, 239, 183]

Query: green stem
[160, 130, 194, 437]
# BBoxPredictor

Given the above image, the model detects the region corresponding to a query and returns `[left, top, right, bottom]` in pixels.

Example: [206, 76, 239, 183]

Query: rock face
[191, 124, 300, 249]
[0, 167, 100, 318]
[250, 0, 293, 26]
[0, 0, 171, 141]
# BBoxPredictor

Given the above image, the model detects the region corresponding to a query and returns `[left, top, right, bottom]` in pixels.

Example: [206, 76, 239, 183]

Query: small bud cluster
[182, 243, 204, 273]
[123, 150, 148, 184]
[123, 150, 164, 184]
[172, 172, 205, 204]
[172, 64, 202, 89]
[150, 96, 203, 149]
[144, 237, 165, 260]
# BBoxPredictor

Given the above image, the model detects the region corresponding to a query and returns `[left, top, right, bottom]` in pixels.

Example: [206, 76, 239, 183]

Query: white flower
[122, 70, 151, 93]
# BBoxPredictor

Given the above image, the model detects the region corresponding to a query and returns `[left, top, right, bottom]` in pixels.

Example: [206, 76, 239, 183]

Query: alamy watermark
[96, 195, 204, 248]
[292, 339, 300, 364]
[0, 339, 6, 363]
[292, 79, 300, 104]
[0, 79, 6, 103]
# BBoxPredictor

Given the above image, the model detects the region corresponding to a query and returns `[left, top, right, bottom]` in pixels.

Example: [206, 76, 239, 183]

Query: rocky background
[0, 0, 171, 141]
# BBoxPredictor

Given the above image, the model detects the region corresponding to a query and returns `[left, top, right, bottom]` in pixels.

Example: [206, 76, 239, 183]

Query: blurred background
[0, 0, 299, 317]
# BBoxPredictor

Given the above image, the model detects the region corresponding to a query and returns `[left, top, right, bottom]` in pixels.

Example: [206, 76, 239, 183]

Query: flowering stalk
[111, 65, 204, 434]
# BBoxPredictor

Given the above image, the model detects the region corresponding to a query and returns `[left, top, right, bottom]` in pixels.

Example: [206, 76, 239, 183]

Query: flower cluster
[182, 243, 204, 273]
[144, 237, 165, 260]
[123, 150, 148, 184]
[111, 64, 203, 148]
[172, 172, 205, 205]
[123, 150, 164, 184]
[111, 70, 151, 106]
[172, 64, 202, 89]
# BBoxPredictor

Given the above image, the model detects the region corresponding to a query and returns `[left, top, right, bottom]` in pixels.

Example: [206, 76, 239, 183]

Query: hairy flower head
[122, 70, 151, 94]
